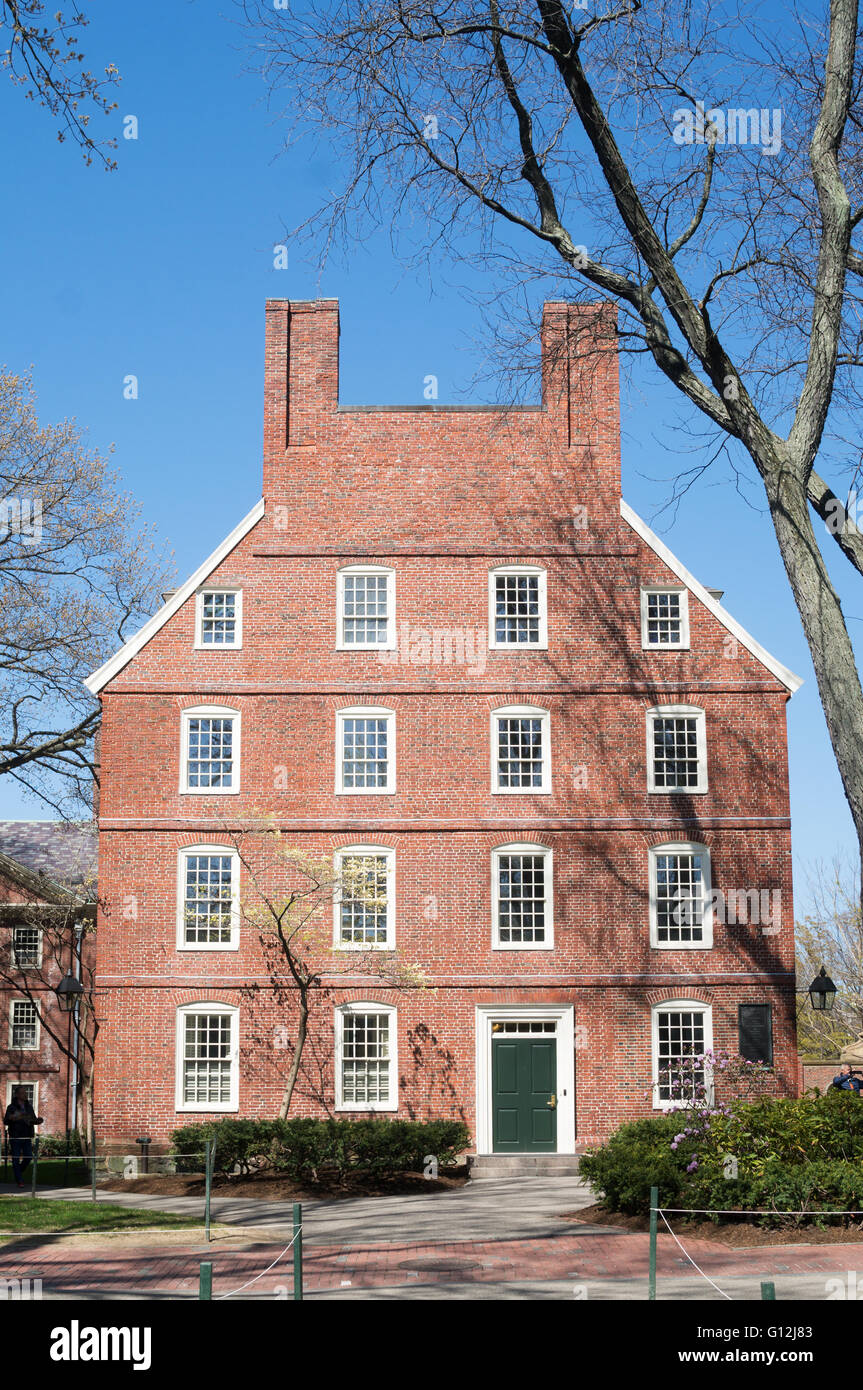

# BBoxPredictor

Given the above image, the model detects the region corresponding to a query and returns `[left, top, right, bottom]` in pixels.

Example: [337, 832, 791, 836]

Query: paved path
[1, 1179, 862, 1299]
[1, 1223, 862, 1300]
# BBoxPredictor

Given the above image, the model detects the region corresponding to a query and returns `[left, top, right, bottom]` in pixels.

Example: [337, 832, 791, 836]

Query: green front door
[492, 1036, 557, 1152]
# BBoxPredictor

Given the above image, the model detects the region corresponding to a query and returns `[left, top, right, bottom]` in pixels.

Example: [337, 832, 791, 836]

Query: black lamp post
[56, 972, 84, 1013]
[808, 965, 838, 1013]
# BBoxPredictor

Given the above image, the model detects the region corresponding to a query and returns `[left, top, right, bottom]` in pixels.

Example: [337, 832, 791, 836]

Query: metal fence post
[293, 1201, 303, 1302]
[199, 1261, 212, 1300]
[761, 1281, 776, 1300]
[648, 1185, 658, 1301]
[91, 1147, 97, 1204]
[204, 1140, 212, 1242]
[30, 1137, 39, 1197]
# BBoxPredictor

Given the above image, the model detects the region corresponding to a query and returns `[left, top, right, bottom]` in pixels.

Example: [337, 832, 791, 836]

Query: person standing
[3, 1086, 43, 1188]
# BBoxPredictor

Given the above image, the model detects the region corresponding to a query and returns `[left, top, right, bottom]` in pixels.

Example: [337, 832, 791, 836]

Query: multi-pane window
[337, 709, 394, 793]
[641, 588, 689, 649]
[9, 1000, 38, 1050]
[490, 568, 547, 648]
[6, 1082, 36, 1110]
[196, 590, 241, 648]
[335, 850, 393, 948]
[338, 568, 394, 649]
[653, 1005, 712, 1107]
[650, 844, 712, 948]
[180, 850, 237, 948]
[177, 1008, 237, 1110]
[647, 707, 707, 793]
[494, 847, 552, 948]
[182, 707, 239, 793]
[11, 926, 41, 968]
[337, 1007, 397, 1110]
[493, 707, 550, 792]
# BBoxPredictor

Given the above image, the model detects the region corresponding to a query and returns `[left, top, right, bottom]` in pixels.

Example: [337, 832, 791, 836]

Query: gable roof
[621, 499, 803, 694]
[84, 498, 265, 695]
[0, 821, 97, 907]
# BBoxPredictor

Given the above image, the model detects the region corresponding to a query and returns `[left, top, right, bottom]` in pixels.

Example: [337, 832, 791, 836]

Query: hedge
[170, 1117, 471, 1181]
[579, 1091, 863, 1226]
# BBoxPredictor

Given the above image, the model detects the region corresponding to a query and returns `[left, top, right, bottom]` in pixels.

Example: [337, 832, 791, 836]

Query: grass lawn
[0, 1158, 90, 1187]
[0, 1197, 204, 1234]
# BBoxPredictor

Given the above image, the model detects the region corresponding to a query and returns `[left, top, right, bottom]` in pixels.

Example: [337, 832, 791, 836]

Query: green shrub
[35, 1130, 83, 1157]
[170, 1117, 471, 1180]
[581, 1091, 863, 1222]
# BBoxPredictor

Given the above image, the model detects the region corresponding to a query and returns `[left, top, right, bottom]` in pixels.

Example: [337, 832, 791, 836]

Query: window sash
[183, 854, 234, 945]
[340, 1012, 392, 1105]
[11, 927, 41, 968]
[182, 1013, 234, 1106]
[341, 717, 389, 789]
[497, 853, 547, 945]
[199, 591, 238, 646]
[494, 573, 541, 645]
[651, 715, 701, 789]
[338, 855, 390, 946]
[655, 1009, 707, 1102]
[342, 573, 390, 647]
[10, 1000, 38, 1050]
[496, 716, 545, 788]
[187, 717, 235, 789]
[654, 851, 706, 944]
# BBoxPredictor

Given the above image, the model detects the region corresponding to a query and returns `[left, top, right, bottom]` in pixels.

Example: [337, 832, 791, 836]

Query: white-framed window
[336, 707, 395, 794]
[177, 846, 240, 951]
[651, 1001, 714, 1109]
[337, 566, 395, 650]
[175, 1004, 239, 1112]
[180, 705, 241, 794]
[335, 1003, 398, 1111]
[491, 705, 551, 793]
[641, 587, 689, 650]
[649, 843, 713, 949]
[489, 566, 548, 649]
[333, 847, 395, 950]
[11, 926, 42, 969]
[5, 1081, 38, 1111]
[646, 705, 707, 793]
[9, 999, 39, 1051]
[195, 588, 242, 649]
[492, 843, 553, 950]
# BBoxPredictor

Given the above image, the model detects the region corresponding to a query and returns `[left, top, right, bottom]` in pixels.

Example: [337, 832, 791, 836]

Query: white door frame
[474, 1003, 575, 1155]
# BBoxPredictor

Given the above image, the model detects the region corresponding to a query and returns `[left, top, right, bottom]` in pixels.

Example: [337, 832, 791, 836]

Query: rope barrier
[656, 1206, 863, 1216]
[657, 1208, 733, 1300]
[215, 1227, 302, 1300]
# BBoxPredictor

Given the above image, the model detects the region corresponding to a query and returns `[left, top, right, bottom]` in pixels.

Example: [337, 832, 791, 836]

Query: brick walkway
[3, 1227, 863, 1297]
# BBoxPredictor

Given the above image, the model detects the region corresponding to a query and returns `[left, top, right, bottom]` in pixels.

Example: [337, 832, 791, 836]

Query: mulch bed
[101, 1165, 470, 1202]
[565, 1202, 863, 1246]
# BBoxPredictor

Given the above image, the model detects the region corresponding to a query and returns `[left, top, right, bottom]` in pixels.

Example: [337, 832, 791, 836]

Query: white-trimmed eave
[620, 498, 804, 695]
[84, 498, 266, 695]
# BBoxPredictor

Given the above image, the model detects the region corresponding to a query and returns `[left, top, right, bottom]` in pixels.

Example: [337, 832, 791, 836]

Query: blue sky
[0, 0, 852, 913]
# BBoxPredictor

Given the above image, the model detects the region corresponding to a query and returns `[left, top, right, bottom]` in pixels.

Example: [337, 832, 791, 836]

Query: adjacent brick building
[0, 821, 96, 1138]
[87, 299, 800, 1153]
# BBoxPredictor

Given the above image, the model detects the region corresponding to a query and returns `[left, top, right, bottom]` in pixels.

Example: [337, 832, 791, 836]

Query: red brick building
[86, 299, 800, 1154]
[0, 821, 96, 1139]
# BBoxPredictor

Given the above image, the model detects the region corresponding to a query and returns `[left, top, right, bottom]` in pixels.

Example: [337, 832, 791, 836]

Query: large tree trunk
[763, 460, 863, 903]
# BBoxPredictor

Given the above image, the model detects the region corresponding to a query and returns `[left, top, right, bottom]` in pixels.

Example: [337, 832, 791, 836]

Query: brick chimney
[263, 298, 340, 482]
[541, 300, 621, 494]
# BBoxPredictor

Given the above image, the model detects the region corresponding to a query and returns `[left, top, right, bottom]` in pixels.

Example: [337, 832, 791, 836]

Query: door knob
[547, 1093, 557, 1109]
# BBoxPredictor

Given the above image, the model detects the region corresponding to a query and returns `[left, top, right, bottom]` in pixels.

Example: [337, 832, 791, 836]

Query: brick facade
[90, 299, 799, 1151]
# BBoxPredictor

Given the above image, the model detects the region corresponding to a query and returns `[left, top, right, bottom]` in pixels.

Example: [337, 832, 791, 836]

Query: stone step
[468, 1153, 582, 1178]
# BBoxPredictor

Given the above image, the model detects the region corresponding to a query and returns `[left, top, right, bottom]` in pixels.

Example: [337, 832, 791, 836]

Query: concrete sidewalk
[0, 1175, 595, 1245]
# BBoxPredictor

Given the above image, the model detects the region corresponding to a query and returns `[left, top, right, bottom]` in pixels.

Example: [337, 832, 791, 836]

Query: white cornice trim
[620, 499, 803, 695]
[84, 498, 266, 695]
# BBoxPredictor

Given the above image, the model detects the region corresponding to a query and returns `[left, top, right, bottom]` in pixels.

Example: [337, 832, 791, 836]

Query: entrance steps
[468, 1153, 582, 1179]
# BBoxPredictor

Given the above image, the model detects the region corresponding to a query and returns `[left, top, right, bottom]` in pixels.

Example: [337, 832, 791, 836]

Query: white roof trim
[84, 498, 266, 695]
[620, 499, 803, 695]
